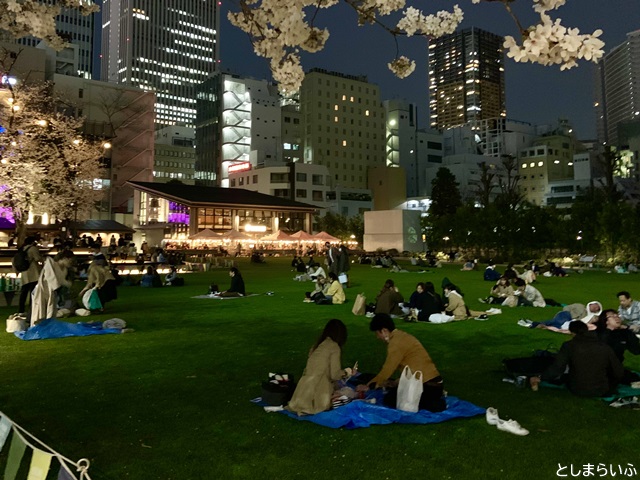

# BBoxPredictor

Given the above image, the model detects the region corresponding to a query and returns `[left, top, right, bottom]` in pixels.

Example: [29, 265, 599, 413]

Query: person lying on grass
[287, 319, 355, 415]
[530, 321, 623, 397]
[357, 314, 446, 412]
[518, 301, 602, 332]
[596, 309, 640, 385]
[217, 267, 245, 297]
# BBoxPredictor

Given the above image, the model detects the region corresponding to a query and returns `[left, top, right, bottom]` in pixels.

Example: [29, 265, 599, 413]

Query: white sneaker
[478, 298, 487, 304]
[487, 308, 502, 315]
[485, 407, 500, 426]
[497, 419, 529, 436]
[517, 319, 532, 328]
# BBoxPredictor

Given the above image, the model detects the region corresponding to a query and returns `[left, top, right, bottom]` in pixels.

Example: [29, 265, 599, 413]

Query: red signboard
[228, 162, 252, 173]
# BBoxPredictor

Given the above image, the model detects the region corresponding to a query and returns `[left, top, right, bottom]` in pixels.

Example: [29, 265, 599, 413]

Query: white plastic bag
[396, 365, 423, 412]
[82, 287, 103, 310]
[6, 317, 26, 333]
[338, 273, 348, 284]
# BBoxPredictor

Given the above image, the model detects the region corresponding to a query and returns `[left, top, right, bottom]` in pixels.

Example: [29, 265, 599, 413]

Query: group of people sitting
[302, 273, 346, 305]
[478, 275, 562, 308]
[513, 292, 640, 397]
[139, 266, 183, 288]
[364, 279, 475, 324]
[287, 314, 446, 416]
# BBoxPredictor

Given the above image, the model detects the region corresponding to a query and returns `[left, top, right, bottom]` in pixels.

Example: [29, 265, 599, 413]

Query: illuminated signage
[228, 162, 251, 173]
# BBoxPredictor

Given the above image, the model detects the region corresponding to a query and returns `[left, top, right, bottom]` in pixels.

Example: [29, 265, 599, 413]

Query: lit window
[342, 140, 347, 146]
[334, 116, 339, 123]
[529, 162, 535, 168]
[522, 164, 527, 169]
[365, 110, 369, 116]
[334, 105, 338, 111]
[538, 161, 543, 167]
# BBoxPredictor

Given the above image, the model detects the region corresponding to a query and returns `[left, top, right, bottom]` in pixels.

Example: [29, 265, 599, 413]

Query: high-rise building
[300, 68, 386, 190]
[101, 0, 219, 128]
[195, 72, 282, 187]
[17, 2, 98, 79]
[595, 30, 640, 147]
[428, 27, 506, 131]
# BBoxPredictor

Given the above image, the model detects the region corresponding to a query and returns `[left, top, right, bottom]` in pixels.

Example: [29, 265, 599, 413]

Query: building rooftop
[128, 182, 319, 212]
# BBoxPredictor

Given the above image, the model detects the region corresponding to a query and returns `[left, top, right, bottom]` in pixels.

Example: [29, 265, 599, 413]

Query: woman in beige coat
[288, 319, 351, 415]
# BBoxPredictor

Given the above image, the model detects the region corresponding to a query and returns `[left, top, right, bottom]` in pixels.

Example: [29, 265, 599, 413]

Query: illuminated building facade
[300, 68, 386, 190]
[595, 30, 640, 147]
[101, 0, 219, 127]
[18, 1, 97, 79]
[195, 72, 282, 186]
[428, 27, 506, 130]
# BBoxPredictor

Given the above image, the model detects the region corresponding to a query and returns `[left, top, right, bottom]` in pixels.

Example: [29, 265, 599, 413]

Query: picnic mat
[192, 293, 261, 300]
[539, 380, 640, 401]
[255, 396, 485, 429]
[15, 318, 123, 341]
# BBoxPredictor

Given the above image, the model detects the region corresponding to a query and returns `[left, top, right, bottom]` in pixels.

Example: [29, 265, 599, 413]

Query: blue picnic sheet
[268, 396, 485, 429]
[15, 318, 122, 341]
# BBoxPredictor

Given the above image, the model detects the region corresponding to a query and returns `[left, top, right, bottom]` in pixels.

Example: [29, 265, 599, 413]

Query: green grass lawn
[1, 259, 639, 479]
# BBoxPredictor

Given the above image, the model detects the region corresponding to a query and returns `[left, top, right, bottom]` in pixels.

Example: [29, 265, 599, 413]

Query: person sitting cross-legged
[313, 272, 345, 305]
[218, 267, 245, 297]
[530, 321, 624, 397]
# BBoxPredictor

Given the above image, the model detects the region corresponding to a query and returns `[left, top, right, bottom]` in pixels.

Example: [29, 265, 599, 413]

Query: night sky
[220, 0, 640, 140]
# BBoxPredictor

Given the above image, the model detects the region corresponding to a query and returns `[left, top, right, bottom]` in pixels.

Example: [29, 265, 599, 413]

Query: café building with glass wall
[128, 181, 318, 244]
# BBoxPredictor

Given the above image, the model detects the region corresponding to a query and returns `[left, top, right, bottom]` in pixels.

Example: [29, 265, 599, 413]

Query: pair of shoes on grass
[485, 407, 529, 436]
[517, 319, 533, 328]
[609, 396, 639, 408]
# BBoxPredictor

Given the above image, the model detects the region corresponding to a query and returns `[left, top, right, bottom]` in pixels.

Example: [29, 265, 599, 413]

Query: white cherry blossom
[387, 56, 416, 78]
[228, 0, 605, 92]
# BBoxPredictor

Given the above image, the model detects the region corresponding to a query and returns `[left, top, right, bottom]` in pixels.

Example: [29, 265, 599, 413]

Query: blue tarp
[272, 396, 485, 429]
[15, 318, 122, 341]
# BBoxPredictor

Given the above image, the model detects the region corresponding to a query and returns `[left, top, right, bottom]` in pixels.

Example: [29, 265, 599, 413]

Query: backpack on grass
[12, 248, 30, 273]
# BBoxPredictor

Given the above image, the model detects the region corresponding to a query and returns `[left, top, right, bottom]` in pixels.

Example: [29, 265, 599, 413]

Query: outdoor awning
[260, 230, 294, 242]
[188, 228, 222, 240]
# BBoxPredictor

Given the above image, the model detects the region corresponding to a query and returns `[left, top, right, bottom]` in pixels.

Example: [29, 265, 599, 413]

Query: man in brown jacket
[359, 314, 446, 412]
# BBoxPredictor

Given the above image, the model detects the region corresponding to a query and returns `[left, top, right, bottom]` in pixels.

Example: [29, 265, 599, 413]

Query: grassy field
[0, 258, 638, 479]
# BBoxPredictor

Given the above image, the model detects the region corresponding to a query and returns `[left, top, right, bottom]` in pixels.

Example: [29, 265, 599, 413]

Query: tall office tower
[195, 72, 282, 186]
[17, 2, 98, 79]
[428, 27, 506, 131]
[595, 30, 640, 147]
[300, 68, 385, 189]
[101, 0, 219, 127]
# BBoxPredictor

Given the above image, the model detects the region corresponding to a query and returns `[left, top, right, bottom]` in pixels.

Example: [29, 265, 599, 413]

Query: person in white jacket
[513, 278, 546, 307]
[518, 301, 603, 333]
[29, 258, 64, 327]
